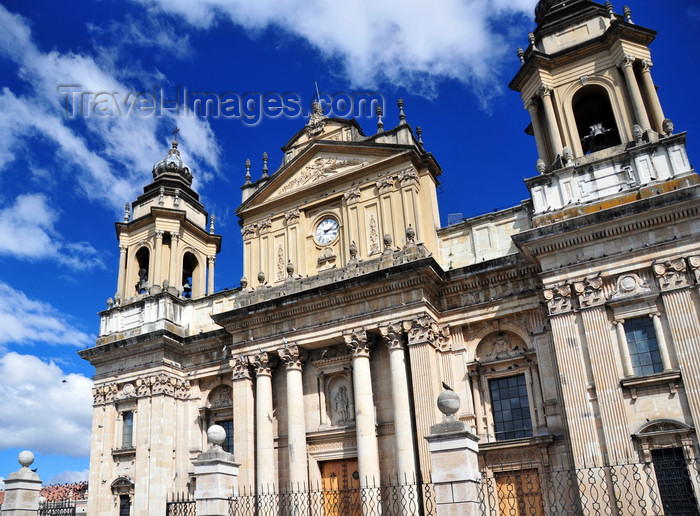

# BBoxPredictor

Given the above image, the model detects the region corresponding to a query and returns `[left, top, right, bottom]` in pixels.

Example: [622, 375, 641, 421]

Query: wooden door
[321, 459, 361, 516]
[495, 469, 544, 516]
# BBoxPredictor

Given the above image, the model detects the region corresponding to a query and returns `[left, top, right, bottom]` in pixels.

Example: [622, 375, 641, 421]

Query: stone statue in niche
[334, 385, 349, 422]
[328, 378, 353, 426]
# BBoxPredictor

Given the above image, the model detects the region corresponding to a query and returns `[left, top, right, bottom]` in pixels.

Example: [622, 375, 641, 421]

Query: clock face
[315, 217, 340, 245]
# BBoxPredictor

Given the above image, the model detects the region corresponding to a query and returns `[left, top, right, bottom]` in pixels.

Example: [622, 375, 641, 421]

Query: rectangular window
[122, 411, 134, 449]
[489, 375, 533, 441]
[216, 419, 234, 454]
[625, 317, 663, 376]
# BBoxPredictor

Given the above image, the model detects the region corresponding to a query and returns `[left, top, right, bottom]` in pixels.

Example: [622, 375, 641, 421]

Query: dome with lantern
[152, 139, 193, 186]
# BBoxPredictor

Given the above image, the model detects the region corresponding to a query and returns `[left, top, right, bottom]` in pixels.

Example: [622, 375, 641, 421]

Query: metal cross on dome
[172, 127, 180, 142]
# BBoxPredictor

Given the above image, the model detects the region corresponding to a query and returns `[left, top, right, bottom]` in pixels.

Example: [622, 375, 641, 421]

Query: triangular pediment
[272, 154, 370, 198]
[238, 142, 413, 214]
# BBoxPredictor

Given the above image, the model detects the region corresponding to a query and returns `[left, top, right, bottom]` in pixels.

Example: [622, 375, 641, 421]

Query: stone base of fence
[1, 452, 42, 516]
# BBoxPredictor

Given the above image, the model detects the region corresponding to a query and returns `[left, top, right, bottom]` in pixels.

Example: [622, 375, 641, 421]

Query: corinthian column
[153, 230, 163, 288]
[252, 352, 277, 493]
[525, 98, 548, 162]
[278, 344, 308, 489]
[617, 55, 651, 130]
[207, 256, 216, 295]
[231, 355, 255, 488]
[168, 232, 179, 288]
[538, 84, 563, 157]
[344, 330, 381, 487]
[638, 60, 665, 133]
[116, 245, 127, 300]
[380, 324, 417, 483]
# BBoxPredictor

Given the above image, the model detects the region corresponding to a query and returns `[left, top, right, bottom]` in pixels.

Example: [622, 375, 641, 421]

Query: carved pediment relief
[276, 156, 366, 196]
[475, 331, 527, 362]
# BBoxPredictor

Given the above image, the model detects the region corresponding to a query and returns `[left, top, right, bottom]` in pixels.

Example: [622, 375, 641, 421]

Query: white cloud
[0, 193, 105, 270]
[132, 0, 536, 98]
[0, 5, 220, 214]
[0, 353, 93, 457]
[0, 282, 93, 348]
[48, 469, 90, 485]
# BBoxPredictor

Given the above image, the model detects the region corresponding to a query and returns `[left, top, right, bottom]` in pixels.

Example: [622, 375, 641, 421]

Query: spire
[376, 105, 384, 133]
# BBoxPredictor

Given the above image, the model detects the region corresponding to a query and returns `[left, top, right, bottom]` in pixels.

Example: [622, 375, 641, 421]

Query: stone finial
[517, 47, 525, 66]
[633, 124, 644, 144]
[207, 425, 226, 448]
[562, 146, 573, 166]
[662, 118, 674, 136]
[240, 276, 248, 289]
[397, 98, 406, 124]
[416, 126, 423, 147]
[623, 5, 633, 23]
[536, 158, 546, 174]
[107, 297, 114, 308]
[257, 271, 266, 285]
[286, 260, 295, 278]
[605, 1, 615, 19]
[19, 450, 35, 468]
[437, 389, 460, 419]
[376, 105, 384, 133]
[349, 240, 358, 260]
[406, 224, 416, 244]
[209, 214, 215, 234]
[528, 32, 535, 46]
[244, 158, 251, 185]
[383, 233, 393, 251]
[123, 202, 130, 222]
[262, 152, 269, 179]
[430, 388, 466, 434]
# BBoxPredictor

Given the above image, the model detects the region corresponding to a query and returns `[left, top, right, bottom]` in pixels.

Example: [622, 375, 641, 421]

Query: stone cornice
[213, 257, 443, 332]
[513, 184, 700, 259]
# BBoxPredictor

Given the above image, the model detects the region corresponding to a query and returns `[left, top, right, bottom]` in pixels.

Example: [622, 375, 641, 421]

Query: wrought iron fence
[166, 492, 196, 516]
[37, 500, 77, 516]
[228, 480, 436, 516]
[477, 457, 700, 516]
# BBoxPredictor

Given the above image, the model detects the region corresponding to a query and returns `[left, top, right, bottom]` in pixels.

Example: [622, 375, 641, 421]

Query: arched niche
[475, 331, 529, 363]
[181, 251, 199, 298]
[572, 85, 622, 154]
[134, 246, 150, 295]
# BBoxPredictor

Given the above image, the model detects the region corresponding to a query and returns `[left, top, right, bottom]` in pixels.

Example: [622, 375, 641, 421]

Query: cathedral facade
[80, 1, 700, 515]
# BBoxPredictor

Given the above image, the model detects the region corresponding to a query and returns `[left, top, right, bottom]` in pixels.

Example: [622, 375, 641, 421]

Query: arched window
[181, 252, 198, 298]
[573, 86, 621, 154]
[135, 247, 150, 294]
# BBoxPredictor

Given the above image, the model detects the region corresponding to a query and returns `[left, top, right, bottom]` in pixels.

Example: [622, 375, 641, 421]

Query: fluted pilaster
[580, 307, 635, 461]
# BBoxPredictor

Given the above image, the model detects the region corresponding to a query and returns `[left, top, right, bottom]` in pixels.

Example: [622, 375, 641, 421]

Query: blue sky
[0, 0, 698, 487]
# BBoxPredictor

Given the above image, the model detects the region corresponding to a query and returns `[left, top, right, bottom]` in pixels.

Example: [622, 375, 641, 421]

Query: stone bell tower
[511, 0, 697, 227]
[113, 136, 221, 303]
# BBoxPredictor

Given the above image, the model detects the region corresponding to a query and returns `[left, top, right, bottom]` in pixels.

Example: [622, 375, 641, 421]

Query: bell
[588, 123, 608, 151]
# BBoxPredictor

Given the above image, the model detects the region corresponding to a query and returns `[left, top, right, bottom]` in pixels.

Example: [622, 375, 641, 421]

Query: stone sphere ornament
[18, 450, 35, 467]
[437, 389, 460, 417]
[207, 425, 226, 446]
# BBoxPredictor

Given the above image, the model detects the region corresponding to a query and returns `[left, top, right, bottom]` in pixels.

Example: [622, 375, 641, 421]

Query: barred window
[625, 317, 663, 376]
[489, 375, 533, 441]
